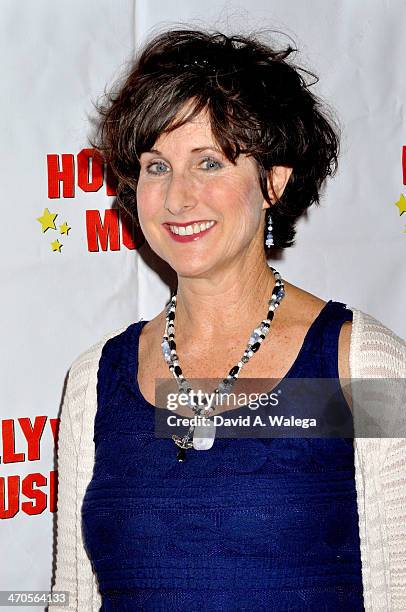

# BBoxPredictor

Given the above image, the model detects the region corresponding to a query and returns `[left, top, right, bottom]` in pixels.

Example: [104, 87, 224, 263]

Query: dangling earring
[265, 210, 274, 247]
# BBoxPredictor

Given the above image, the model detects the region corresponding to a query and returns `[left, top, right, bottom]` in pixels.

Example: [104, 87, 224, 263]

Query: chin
[168, 257, 215, 278]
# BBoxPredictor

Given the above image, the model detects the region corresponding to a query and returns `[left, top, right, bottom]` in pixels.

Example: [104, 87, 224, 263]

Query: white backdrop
[1, 1, 405, 609]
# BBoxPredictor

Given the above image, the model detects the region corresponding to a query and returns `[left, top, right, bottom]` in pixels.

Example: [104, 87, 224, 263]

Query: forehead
[153, 109, 215, 150]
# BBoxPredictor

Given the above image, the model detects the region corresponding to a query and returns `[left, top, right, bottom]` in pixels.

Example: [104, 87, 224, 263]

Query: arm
[380, 338, 406, 611]
[350, 307, 406, 610]
[338, 320, 353, 412]
[49, 372, 78, 611]
[49, 325, 129, 611]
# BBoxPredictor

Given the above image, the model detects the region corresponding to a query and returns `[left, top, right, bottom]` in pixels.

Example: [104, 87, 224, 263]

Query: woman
[50, 29, 406, 611]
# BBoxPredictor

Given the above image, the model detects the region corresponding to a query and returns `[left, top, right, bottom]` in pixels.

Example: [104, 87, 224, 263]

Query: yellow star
[37, 208, 57, 232]
[394, 194, 406, 215]
[51, 239, 63, 252]
[59, 222, 71, 235]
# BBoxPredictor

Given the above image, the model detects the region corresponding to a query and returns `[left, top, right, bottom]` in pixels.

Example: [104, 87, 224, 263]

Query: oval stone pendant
[192, 419, 216, 450]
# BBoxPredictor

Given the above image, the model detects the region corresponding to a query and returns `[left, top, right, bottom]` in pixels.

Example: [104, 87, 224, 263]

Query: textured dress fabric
[80, 300, 365, 611]
[49, 304, 406, 612]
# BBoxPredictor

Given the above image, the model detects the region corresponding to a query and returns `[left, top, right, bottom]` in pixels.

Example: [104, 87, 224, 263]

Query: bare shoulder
[138, 310, 167, 365]
[140, 311, 166, 343]
[338, 320, 352, 376]
[338, 320, 353, 411]
[282, 280, 352, 349]
[278, 281, 327, 325]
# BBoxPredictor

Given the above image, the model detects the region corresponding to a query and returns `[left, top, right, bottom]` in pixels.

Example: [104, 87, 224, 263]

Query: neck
[172, 259, 286, 346]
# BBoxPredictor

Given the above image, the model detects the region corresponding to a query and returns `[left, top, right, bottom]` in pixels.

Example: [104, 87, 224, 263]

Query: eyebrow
[143, 146, 222, 155]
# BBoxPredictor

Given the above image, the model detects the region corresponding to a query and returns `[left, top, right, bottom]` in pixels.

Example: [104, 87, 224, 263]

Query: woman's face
[136, 108, 289, 278]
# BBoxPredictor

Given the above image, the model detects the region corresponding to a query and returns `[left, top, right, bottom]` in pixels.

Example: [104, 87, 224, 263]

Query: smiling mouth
[165, 220, 216, 236]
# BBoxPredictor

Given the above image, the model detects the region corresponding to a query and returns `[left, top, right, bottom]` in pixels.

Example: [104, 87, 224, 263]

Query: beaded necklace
[161, 266, 285, 461]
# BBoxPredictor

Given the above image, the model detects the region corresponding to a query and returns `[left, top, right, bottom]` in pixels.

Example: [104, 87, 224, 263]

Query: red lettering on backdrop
[0, 416, 59, 518]
[47, 154, 75, 198]
[49, 469, 56, 513]
[0, 471, 56, 518]
[21, 473, 47, 515]
[19, 416, 46, 461]
[86, 209, 144, 252]
[45, 149, 145, 251]
[1, 417, 47, 463]
[86, 209, 120, 251]
[77, 148, 104, 192]
[47, 149, 117, 197]
[1, 475, 19, 518]
[49, 417, 59, 444]
[1, 420, 25, 463]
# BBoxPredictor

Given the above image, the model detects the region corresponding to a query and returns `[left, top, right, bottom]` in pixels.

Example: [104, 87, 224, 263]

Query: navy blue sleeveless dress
[81, 300, 365, 611]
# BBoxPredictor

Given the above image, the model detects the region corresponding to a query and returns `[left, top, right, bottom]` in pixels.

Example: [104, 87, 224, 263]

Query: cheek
[136, 181, 160, 223]
[214, 177, 262, 226]
[206, 176, 254, 209]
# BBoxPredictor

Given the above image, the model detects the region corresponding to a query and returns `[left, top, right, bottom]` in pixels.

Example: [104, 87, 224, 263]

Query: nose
[163, 173, 197, 216]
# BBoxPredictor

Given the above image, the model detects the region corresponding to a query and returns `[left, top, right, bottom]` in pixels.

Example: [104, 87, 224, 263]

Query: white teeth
[168, 221, 216, 236]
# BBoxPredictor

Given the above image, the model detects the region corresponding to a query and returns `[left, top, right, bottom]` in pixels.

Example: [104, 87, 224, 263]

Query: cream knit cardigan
[49, 307, 406, 612]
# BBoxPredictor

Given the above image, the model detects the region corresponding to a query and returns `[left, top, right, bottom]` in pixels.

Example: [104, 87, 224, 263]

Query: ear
[263, 166, 293, 209]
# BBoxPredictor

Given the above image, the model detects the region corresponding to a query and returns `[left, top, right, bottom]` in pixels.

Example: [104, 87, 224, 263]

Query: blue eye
[146, 161, 168, 174]
[144, 157, 222, 174]
[201, 157, 222, 170]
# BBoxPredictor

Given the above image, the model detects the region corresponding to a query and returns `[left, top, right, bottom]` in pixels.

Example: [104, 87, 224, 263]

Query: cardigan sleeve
[378, 326, 406, 611]
[350, 307, 406, 611]
[49, 325, 128, 611]
[49, 370, 78, 611]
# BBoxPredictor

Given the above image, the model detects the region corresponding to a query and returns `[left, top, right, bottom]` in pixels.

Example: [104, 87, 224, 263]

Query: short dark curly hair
[93, 28, 340, 249]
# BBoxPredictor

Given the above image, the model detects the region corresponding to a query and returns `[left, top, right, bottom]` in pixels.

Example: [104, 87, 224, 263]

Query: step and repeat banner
[1, 0, 405, 609]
